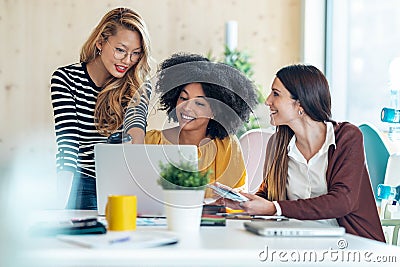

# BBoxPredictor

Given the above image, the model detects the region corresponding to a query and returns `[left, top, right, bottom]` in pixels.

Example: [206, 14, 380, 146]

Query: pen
[109, 236, 130, 244]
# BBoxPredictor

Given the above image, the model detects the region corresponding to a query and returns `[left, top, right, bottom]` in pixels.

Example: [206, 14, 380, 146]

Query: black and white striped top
[50, 62, 151, 178]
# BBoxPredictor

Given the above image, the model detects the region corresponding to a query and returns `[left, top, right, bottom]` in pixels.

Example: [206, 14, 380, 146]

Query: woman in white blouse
[222, 64, 385, 241]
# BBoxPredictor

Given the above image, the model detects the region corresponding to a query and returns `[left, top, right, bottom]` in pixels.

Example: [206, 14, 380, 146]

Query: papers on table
[57, 230, 178, 249]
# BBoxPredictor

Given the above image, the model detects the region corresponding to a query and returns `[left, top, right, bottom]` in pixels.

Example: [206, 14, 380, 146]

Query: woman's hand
[224, 192, 277, 215]
[127, 128, 145, 144]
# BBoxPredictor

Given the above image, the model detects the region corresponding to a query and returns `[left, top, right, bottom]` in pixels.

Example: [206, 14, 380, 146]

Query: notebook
[94, 144, 198, 216]
[244, 219, 345, 237]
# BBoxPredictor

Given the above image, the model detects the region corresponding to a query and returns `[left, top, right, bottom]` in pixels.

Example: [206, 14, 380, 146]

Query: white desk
[15, 210, 400, 267]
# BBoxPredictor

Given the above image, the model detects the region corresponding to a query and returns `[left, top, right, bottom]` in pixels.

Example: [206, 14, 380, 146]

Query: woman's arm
[124, 82, 152, 144]
[223, 192, 277, 215]
[50, 69, 79, 207]
[226, 126, 368, 219]
[278, 125, 367, 220]
[127, 127, 145, 144]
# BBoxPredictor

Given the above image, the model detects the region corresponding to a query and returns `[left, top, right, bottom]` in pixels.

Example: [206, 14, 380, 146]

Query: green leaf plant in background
[208, 46, 265, 138]
[223, 46, 255, 80]
[158, 160, 212, 190]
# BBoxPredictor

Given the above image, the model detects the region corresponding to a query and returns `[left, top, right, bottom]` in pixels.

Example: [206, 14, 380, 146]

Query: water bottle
[377, 184, 400, 202]
[389, 89, 400, 140]
[385, 58, 400, 141]
[381, 107, 400, 123]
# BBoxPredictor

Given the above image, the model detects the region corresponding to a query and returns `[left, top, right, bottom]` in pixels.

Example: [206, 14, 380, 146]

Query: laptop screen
[95, 144, 198, 216]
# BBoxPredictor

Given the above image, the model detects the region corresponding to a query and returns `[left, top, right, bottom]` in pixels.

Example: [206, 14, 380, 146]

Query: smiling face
[96, 26, 142, 79]
[265, 77, 302, 127]
[175, 83, 214, 132]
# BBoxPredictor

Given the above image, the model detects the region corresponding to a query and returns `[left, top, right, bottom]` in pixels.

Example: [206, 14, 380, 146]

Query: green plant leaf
[158, 161, 212, 190]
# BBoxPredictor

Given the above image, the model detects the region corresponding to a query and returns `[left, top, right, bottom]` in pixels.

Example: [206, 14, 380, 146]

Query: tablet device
[207, 183, 249, 202]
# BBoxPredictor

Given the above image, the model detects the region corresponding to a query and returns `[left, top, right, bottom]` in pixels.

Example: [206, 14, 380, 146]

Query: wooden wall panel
[0, 0, 301, 177]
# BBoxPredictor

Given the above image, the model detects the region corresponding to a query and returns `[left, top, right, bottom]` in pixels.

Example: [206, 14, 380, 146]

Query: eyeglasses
[106, 40, 142, 62]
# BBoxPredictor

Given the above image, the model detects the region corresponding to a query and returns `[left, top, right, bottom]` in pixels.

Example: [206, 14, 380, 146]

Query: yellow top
[145, 129, 247, 198]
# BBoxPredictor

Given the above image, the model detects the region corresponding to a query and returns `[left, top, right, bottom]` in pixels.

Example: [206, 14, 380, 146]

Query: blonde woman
[50, 7, 152, 209]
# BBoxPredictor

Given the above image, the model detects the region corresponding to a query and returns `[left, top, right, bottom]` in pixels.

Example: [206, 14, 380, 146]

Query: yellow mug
[105, 195, 137, 231]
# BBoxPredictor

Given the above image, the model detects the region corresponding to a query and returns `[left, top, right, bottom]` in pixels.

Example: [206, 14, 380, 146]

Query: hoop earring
[98, 49, 102, 56]
[298, 110, 303, 115]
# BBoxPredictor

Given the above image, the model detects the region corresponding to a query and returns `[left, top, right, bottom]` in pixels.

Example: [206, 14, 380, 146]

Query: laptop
[94, 144, 198, 216]
[244, 219, 345, 237]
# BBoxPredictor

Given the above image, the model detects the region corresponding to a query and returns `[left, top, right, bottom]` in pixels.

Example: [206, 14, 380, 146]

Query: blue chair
[358, 123, 390, 201]
[359, 124, 400, 245]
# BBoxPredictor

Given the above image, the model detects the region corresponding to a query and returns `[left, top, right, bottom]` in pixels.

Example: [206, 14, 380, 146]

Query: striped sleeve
[50, 68, 79, 173]
[124, 81, 152, 133]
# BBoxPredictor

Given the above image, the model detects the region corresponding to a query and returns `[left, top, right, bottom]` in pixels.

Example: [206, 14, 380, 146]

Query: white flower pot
[163, 190, 205, 232]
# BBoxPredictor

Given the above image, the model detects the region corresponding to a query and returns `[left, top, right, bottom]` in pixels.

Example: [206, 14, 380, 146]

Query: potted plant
[158, 161, 211, 232]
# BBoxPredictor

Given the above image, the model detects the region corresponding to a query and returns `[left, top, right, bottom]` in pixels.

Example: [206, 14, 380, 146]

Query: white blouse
[274, 121, 339, 226]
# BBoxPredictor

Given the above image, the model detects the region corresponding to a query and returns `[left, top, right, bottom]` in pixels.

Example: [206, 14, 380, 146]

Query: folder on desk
[244, 219, 345, 237]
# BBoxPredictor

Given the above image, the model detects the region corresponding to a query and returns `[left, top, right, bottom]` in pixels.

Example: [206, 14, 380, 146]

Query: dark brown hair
[266, 64, 332, 200]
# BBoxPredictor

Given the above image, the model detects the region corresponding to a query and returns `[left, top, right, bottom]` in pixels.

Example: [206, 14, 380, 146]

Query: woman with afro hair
[145, 53, 258, 198]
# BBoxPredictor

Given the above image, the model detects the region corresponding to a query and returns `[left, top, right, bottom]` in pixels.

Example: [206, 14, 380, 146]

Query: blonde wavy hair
[80, 7, 151, 136]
